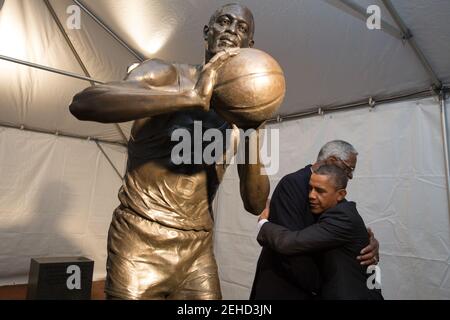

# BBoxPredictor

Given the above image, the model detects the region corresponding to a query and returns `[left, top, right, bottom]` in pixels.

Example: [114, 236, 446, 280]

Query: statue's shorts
[104, 207, 221, 300]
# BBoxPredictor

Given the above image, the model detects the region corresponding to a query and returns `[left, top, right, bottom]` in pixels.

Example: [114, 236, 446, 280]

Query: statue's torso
[118, 62, 238, 231]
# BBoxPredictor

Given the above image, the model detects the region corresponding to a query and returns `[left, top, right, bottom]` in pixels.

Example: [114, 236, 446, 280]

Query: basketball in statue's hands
[212, 48, 286, 128]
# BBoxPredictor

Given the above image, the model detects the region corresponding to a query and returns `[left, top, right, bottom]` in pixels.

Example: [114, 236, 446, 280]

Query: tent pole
[72, 0, 145, 62]
[381, 0, 442, 90]
[0, 54, 104, 84]
[43, 0, 94, 86]
[323, 0, 403, 39]
[440, 91, 450, 213]
[0, 122, 127, 147]
[43, 0, 128, 145]
[95, 141, 124, 181]
[267, 87, 434, 124]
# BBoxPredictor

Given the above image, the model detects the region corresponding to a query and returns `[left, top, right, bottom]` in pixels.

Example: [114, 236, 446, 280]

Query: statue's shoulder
[128, 58, 177, 71]
[125, 58, 179, 86]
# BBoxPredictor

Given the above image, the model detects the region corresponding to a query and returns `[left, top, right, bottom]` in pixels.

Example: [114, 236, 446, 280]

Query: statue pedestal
[26, 257, 94, 300]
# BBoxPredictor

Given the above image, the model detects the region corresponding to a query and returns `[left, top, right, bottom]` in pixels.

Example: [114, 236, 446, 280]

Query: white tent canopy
[1, 0, 449, 143]
[1, 0, 450, 299]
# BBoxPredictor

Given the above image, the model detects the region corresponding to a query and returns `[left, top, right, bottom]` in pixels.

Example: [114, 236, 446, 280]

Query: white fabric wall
[213, 96, 450, 300]
[0, 127, 126, 285]
[1, 96, 449, 300]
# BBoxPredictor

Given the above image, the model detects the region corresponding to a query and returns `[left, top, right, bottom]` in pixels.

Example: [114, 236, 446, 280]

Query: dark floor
[0, 280, 106, 300]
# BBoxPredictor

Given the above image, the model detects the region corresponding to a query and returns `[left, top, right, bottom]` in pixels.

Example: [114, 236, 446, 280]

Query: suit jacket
[258, 200, 383, 300]
[250, 165, 321, 300]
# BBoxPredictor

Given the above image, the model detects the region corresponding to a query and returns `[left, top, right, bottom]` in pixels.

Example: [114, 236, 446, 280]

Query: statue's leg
[169, 233, 222, 300]
[104, 207, 176, 300]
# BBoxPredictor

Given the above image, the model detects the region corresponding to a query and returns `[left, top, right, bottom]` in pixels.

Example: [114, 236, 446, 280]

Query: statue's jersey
[116, 63, 239, 232]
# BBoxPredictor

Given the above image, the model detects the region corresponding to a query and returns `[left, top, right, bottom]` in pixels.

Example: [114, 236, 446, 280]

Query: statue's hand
[194, 48, 239, 111]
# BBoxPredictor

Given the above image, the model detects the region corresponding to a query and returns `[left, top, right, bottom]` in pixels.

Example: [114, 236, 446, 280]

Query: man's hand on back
[357, 227, 380, 265]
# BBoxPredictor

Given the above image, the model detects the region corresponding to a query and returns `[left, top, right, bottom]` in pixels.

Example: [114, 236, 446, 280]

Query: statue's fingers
[219, 48, 239, 61]
[211, 50, 228, 63]
[227, 48, 240, 56]
[205, 49, 239, 72]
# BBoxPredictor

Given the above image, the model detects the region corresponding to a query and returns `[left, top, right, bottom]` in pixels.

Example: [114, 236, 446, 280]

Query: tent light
[104, 1, 175, 56]
[0, 0, 27, 60]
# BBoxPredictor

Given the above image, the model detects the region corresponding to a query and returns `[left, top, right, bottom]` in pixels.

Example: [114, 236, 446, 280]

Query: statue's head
[204, 3, 255, 56]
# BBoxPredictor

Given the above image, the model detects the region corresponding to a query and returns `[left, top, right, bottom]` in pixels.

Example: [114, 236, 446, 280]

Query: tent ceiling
[392, 0, 450, 85]
[0, 0, 449, 144]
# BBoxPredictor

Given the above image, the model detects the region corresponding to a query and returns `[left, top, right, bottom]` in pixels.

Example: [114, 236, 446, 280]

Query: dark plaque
[26, 257, 94, 300]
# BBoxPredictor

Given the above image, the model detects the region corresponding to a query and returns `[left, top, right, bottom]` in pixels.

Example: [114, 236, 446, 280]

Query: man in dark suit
[250, 140, 379, 299]
[257, 164, 383, 300]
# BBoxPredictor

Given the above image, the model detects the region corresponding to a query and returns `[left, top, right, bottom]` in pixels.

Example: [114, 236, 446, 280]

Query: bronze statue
[70, 4, 270, 299]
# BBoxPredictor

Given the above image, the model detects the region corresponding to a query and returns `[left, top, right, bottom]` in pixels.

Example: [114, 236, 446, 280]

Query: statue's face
[205, 5, 254, 55]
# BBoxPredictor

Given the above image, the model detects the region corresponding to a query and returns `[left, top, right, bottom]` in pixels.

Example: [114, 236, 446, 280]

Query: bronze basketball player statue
[70, 4, 274, 299]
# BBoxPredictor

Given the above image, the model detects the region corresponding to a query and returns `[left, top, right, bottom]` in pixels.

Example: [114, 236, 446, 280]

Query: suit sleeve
[257, 210, 354, 255]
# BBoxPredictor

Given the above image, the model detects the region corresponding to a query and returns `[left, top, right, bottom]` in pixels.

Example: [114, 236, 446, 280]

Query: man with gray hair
[250, 140, 379, 300]
[316, 140, 358, 179]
